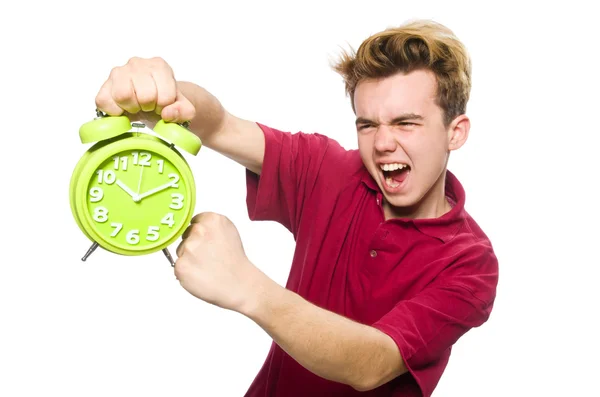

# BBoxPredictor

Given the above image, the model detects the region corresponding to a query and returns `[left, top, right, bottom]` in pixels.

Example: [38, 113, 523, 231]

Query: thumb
[161, 90, 196, 123]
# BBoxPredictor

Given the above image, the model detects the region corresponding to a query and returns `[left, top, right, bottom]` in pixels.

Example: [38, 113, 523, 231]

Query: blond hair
[332, 20, 472, 127]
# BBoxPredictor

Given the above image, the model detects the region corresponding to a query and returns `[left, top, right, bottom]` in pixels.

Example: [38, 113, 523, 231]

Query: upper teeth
[380, 163, 408, 171]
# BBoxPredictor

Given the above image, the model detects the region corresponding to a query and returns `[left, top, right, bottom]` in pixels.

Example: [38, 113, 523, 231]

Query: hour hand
[137, 181, 175, 201]
[116, 179, 139, 201]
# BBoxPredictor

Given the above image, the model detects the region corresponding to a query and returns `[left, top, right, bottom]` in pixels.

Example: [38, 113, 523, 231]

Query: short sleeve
[245, 122, 348, 237]
[372, 244, 499, 396]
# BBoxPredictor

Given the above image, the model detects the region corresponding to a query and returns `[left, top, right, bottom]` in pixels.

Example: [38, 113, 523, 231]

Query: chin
[381, 190, 420, 209]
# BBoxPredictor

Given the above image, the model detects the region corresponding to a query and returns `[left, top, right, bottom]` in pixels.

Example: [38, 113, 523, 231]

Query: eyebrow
[355, 113, 424, 126]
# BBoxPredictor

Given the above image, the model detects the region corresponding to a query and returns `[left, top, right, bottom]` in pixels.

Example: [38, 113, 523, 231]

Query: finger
[131, 71, 158, 113]
[173, 256, 186, 280]
[181, 224, 196, 240]
[191, 211, 221, 224]
[176, 240, 185, 258]
[95, 79, 124, 116]
[110, 68, 141, 114]
[190, 212, 207, 224]
[161, 90, 196, 123]
[191, 212, 225, 230]
[151, 69, 177, 117]
[175, 231, 197, 257]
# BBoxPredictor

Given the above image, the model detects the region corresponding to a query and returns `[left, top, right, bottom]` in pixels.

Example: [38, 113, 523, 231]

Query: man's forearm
[176, 80, 265, 175]
[177, 81, 227, 143]
[240, 268, 407, 391]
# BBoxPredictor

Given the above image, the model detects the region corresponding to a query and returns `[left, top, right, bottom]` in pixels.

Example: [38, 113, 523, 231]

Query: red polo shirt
[244, 123, 498, 397]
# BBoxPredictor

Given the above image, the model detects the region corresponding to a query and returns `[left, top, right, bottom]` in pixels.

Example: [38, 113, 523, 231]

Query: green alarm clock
[70, 110, 201, 266]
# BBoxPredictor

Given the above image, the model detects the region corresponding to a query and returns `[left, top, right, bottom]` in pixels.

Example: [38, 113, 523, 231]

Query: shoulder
[260, 122, 351, 155]
[435, 172, 499, 301]
[258, 122, 365, 181]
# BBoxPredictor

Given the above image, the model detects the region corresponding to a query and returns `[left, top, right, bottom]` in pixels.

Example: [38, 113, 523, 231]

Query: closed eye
[391, 114, 424, 127]
[357, 123, 374, 130]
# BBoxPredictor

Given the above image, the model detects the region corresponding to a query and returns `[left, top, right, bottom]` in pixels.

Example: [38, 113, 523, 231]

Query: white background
[1, 0, 598, 396]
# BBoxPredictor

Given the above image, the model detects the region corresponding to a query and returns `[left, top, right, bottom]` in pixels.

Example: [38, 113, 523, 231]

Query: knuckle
[112, 86, 134, 104]
[202, 212, 222, 225]
[183, 243, 197, 256]
[190, 211, 225, 230]
[150, 56, 170, 70]
[95, 92, 109, 107]
[127, 56, 144, 66]
[136, 92, 156, 106]
[174, 261, 186, 278]
[179, 242, 199, 260]
[149, 56, 165, 64]
[108, 66, 122, 78]
[182, 224, 193, 239]
[156, 91, 176, 108]
[191, 223, 206, 236]
[184, 103, 196, 120]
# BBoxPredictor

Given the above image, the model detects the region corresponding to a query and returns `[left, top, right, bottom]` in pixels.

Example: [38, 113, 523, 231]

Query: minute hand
[137, 181, 176, 201]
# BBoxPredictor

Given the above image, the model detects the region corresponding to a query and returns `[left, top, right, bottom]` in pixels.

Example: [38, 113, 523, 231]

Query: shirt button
[370, 250, 377, 258]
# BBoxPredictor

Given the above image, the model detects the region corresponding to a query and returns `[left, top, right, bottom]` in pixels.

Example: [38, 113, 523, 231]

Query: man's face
[354, 69, 467, 217]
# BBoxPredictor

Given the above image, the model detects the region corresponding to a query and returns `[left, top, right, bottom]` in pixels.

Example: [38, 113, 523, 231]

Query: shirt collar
[360, 168, 466, 243]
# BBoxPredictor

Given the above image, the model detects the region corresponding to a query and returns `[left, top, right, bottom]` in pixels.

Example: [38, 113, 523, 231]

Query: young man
[95, 19, 498, 397]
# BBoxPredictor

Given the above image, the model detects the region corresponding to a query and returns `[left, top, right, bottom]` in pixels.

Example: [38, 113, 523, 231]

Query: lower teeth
[385, 177, 399, 188]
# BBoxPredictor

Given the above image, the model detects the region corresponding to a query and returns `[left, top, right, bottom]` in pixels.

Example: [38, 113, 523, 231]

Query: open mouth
[380, 163, 411, 189]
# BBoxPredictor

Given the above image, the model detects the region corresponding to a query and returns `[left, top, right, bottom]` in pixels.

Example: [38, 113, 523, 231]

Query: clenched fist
[95, 56, 196, 127]
[174, 212, 265, 313]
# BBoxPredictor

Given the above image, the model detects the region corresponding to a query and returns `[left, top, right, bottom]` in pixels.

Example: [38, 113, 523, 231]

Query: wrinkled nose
[374, 126, 397, 153]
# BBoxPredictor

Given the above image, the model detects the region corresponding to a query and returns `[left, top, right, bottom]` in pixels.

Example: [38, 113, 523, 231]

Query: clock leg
[81, 242, 99, 261]
[162, 248, 176, 267]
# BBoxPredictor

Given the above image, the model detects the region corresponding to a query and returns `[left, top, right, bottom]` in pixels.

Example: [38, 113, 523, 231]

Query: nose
[374, 126, 397, 153]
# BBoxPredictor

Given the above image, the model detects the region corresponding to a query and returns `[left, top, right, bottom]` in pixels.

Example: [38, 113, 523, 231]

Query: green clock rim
[70, 137, 118, 241]
[76, 134, 196, 255]
[70, 150, 93, 241]
[73, 133, 196, 256]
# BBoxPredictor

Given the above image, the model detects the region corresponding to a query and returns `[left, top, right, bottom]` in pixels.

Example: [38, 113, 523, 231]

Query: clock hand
[116, 179, 139, 201]
[136, 163, 145, 196]
[137, 181, 176, 201]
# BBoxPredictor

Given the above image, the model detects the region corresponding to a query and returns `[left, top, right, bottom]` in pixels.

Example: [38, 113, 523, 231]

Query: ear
[447, 114, 470, 151]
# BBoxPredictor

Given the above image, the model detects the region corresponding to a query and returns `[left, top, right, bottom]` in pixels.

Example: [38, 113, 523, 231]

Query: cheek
[409, 134, 448, 168]
[357, 134, 373, 159]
